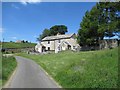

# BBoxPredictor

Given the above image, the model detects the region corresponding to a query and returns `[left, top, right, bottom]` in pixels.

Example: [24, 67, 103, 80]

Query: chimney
[57, 33, 61, 36]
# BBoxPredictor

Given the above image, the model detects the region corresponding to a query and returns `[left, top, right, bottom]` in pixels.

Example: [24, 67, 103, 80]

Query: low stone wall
[80, 46, 99, 51]
[80, 39, 118, 51]
[2, 47, 35, 53]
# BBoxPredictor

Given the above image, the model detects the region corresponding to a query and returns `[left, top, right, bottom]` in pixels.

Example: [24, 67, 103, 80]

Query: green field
[2, 56, 17, 86]
[1, 42, 36, 49]
[18, 48, 118, 88]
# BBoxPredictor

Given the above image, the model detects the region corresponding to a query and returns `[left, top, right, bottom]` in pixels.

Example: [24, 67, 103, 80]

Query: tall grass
[0, 52, 2, 88]
[18, 48, 118, 88]
[2, 56, 17, 85]
[0, 65, 1, 80]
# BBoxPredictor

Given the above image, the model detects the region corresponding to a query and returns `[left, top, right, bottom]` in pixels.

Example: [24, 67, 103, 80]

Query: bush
[1, 49, 5, 53]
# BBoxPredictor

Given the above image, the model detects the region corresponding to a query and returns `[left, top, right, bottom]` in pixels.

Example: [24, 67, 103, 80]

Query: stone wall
[2, 47, 34, 53]
[80, 39, 118, 51]
[100, 39, 118, 49]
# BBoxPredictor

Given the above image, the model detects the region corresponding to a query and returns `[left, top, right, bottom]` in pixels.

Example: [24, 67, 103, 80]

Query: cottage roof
[42, 33, 75, 41]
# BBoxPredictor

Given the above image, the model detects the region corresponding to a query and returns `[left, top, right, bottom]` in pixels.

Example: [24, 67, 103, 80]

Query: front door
[68, 45, 71, 50]
[42, 46, 46, 52]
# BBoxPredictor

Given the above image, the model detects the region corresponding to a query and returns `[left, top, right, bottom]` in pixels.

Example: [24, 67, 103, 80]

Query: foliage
[98, 2, 120, 37]
[77, 2, 120, 46]
[2, 56, 17, 85]
[37, 29, 51, 41]
[37, 25, 68, 41]
[18, 48, 118, 88]
[50, 25, 68, 35]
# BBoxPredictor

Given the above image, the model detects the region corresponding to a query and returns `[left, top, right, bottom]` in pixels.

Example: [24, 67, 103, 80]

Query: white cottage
[35, 33, 80, 53]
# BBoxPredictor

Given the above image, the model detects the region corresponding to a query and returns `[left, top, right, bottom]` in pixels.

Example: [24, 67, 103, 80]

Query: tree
[37, 25, 68, 41]
[50, 25, 68, 35]
[77, 8, 99, 46]
[22, 40, 25, 43]
[97, 2, 120, 38]
[1, 48, 5, 53]
[37, 29, 50, 41]
[77, 2, 120, 46]
[10, 41, 13, 42]
[26, 41, 28, 43]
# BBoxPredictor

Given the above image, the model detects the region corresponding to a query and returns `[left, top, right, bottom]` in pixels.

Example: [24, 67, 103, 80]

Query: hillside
[18, 47, 118, 88]
[1, 42, 36, 49]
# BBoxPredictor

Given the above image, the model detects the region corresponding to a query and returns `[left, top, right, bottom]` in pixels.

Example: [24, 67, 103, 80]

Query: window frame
[48, 41, 50, 44]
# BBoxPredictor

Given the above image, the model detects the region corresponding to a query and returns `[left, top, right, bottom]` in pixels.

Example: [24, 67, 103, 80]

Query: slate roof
[42, 33, 75, 41]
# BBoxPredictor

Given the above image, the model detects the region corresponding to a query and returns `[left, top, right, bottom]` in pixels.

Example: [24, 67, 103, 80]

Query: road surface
[8, 56, 59, 88]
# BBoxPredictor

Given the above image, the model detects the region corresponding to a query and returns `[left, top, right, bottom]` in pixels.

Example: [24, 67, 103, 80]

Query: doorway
[42, 46, 46, 52]
[68, 45, 71, 50]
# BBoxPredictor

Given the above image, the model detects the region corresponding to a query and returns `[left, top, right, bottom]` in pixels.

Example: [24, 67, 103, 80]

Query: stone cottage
[35, 33, 80, 53]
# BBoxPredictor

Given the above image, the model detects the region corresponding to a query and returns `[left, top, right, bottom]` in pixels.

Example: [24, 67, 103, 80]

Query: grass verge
[0, 52, 2, 88]
[17, 48, 118, 88]
[0, 80, 2, 88]
[2, 56, 17, 86]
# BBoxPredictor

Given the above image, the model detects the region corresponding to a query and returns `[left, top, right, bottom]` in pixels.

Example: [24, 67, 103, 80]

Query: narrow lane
[9, 56, 59, 88]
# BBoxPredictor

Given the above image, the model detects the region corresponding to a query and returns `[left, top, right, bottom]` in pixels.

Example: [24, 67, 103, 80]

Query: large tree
[37, 25, 68, 41]
[77, 2, 120, 46]
[37, 29, 50, 41]
[97, 2, 120, 38]
[77, 6, 100, 46]
[50, 25, 68, 35]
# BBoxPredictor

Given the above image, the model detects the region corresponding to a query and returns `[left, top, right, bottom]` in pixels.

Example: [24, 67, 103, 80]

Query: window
[114, 40, 116, 43]
[48, 47, 50, 50]
[73, 46, 76, 49]
[58, 40, 60, 43]
[58, 46, 60, 51]
[48, 41, 50, 44]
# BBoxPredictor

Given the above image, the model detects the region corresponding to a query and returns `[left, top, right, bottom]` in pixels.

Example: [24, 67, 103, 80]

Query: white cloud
[20, 0, 42, 5]
[20, 0, 28, 5]
[11, 4, 20, 9]
[0, 28, 4, 34]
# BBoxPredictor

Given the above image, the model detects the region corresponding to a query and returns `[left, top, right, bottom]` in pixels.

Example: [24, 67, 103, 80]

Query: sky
[2, 2, 97, 43]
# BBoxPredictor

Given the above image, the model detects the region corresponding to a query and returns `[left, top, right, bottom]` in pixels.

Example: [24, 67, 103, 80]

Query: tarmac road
[8, 56, 59, 88]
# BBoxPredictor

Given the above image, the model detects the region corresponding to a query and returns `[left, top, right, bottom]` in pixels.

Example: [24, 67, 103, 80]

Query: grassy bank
[0, 53, 2, 88]
[1, 42, 36, 49]
[2, 56, 17, 85]
[0, 80, 2, 88]
[0, 62, 1, 80]
[18, 48, 118, 88]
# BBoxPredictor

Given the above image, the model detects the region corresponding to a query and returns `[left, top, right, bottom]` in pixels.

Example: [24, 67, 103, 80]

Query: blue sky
[2, 2, 97, 43]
